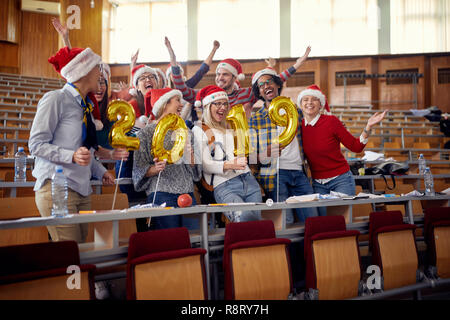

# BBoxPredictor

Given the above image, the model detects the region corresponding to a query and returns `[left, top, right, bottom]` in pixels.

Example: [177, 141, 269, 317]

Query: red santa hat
[194, 85, 228, 108]
[48, 46, 102, 83]
[129, 64, 159, 96]
[145, 88, 182, 118]
[251, 67, 278, 85]
[297, 84, 330, 113]
[216, 58, 245, 81]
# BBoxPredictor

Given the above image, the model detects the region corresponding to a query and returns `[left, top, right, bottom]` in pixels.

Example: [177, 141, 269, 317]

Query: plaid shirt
[249, 102, 306, 193]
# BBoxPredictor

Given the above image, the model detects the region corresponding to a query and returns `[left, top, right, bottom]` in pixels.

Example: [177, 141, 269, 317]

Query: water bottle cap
[55, 165, 63, 173]
[419, 154, 423, 157]
[18, 147, 24, 152]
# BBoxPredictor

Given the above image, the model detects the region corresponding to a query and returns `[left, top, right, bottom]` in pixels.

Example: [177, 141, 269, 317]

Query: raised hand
[366, 110, 388, 130]
[51, 17, 71, 49]
[265, 57, 276, 68]
[293, 45, 311, 69]
[165, 36, 177, 65]
[213, 40, 220, 50]
[131, 49, 139, 69]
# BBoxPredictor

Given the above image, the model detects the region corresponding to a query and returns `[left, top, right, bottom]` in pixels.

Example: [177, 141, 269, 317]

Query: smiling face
[257, 74, 280, 102]
[137, 72, 158, 96]
[160, 95, 183, 118]
[94, 75, 107, 102]
[209, 98, 230, 124]
[300, 95, 322, 119]
[215, 68, 235, 92]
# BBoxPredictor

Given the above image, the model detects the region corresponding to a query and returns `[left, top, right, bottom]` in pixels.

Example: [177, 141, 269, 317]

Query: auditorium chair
[0, 241, 96, 300]
[126, 227, 207, 300]
[369, 211, 419, 290]
[424, 207, 450, 279]
[223, 220, 292, 300]
[304, 215, 362, 299]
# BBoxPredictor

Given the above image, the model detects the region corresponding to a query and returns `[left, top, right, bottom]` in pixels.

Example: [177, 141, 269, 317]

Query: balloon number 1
[107, 100, 140, 151]
[226, 104, 254, 157]
[268, 96, 299, 148]
[152, 113, 188, 164]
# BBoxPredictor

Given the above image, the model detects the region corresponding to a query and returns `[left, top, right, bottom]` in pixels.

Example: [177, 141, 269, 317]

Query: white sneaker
[95, 281, 110, 300]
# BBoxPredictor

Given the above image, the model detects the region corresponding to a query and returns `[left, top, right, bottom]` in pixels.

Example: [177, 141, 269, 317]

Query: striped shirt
[171, 65, 297, 107]
[249, 102, 306, 193]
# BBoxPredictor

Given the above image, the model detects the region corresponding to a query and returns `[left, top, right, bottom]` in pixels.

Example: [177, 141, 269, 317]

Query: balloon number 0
[152, 113, 188, 164]
[107, 100, 140, 151]
[226, 104, 254, 157]
[268, 96, 299, 148]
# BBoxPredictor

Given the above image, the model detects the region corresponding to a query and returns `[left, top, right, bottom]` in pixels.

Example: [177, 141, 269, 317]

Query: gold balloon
[152, 113, 188, 164]
[107, 100, 140, 151]
[268, 96, 299, 148]
[226, 104, 254, 157]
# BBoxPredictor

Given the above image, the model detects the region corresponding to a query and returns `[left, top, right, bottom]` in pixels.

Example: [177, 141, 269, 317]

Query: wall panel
[430, 56, 450, 113]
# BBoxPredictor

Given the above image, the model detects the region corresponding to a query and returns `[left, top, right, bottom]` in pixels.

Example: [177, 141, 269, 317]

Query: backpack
[365, 161, 409, 190]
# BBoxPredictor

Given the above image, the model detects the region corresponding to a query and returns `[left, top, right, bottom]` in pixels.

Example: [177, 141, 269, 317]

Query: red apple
[177, 194, 193, 207]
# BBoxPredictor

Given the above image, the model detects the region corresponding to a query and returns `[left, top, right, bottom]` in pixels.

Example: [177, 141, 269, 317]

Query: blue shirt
[29, 83, 107, 196]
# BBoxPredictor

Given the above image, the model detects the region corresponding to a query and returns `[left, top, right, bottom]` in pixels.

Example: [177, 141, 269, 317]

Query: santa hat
[101, 62, 111, 81]
[216, 59, 245, 81]
[129, 64, 159, 96]
[194, 85, 228, 108]
[154, 68, 167, 88]
[48, 46, 101, 83]
[145, 88, 182, 118]
[251, 67, 278, 85]
[297, 84, 330, 113]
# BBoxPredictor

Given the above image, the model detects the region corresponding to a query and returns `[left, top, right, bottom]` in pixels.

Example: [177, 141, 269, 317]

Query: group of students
[28, 18, 387, 243]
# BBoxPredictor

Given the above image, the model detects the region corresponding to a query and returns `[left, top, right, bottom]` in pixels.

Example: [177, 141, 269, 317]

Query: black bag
[365, 161, 409, 190]
[349, 160, 365, 175]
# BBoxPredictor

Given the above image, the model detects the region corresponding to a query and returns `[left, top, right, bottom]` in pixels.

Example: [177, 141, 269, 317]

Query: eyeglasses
[138, 74, 157, 82]
[211, 101, 229, 108]
[258, 78, 275, 89]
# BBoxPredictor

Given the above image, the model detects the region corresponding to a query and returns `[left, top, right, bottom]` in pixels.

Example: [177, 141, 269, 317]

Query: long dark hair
[99, 81, 109, 127]
[251, 75, 284, 101]
[136, 90, 146, 116]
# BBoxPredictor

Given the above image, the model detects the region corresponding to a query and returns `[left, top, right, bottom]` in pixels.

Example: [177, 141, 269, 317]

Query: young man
[165, 36, 311, 112]
[29, 46, 115, 243]
[249, 68, 317, 224]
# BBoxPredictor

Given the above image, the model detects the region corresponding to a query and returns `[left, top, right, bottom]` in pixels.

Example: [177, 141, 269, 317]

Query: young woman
[133, 88, 201, 230]
[192, 85, 262, 222]
[297, 85, 387, 215]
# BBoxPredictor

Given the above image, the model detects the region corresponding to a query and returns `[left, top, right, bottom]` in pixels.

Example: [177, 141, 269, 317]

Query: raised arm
[278, 45, 311, 83]
[185, 40, 221, 88]
[51, 17, 71, 49]
[130, 49, 139, 86]
[204, 40, 220, 66]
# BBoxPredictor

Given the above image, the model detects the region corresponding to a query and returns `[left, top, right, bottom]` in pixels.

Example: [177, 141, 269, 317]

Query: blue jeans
[312, 170, 356, 216]
[214, 172, 262, 222]
[268, 169, 318, 223]
[147, 191, 199, 230]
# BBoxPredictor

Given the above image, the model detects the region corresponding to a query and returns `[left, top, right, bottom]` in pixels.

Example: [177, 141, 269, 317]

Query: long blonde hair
[202, 102, 228, 132]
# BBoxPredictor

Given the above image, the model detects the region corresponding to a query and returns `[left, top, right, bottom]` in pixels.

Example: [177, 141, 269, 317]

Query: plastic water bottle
[14, 147, 27, 182]
[51, 165, 68, 217]
[423, 167, 435, 196]
[418, 154, 426, 175]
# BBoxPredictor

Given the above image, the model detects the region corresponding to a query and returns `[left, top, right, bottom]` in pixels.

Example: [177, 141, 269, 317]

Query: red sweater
[302, 115, 366, 179]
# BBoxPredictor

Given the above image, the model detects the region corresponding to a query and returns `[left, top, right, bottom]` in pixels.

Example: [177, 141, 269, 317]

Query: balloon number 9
[226, 104, 254, 157]
[268, 96, 299, 148]
[152, 113, 188, 164]
[107, 100, 140, 150]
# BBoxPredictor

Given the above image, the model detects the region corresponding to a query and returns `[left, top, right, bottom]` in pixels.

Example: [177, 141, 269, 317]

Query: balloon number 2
[226, 104, 254, 157]
[268, 96, 299, 148]
[152, 113, 188, 164]
[107, 100, 140, 151]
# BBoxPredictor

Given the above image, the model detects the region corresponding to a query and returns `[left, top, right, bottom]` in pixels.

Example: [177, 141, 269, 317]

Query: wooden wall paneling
[0, 41, 20, 74]
[378, 55, 426, 110]
[327, 57, 375, 108]
[20, 11, 59, 79]
[430, 55, 450, 113]
[60, 0, 102, 57]
[0, 0, 20, 43]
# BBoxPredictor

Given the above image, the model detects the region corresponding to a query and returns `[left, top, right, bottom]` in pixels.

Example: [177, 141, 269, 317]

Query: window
[290, 0, 379, 57]
[197, 0, 280, 60]
[390, 0, 450, 54]
[335, 70, 366, 86]
[109, 1, 187, 63]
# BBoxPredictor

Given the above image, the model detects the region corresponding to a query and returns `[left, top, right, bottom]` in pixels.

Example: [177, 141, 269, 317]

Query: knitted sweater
[301, 115, 366, 179]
